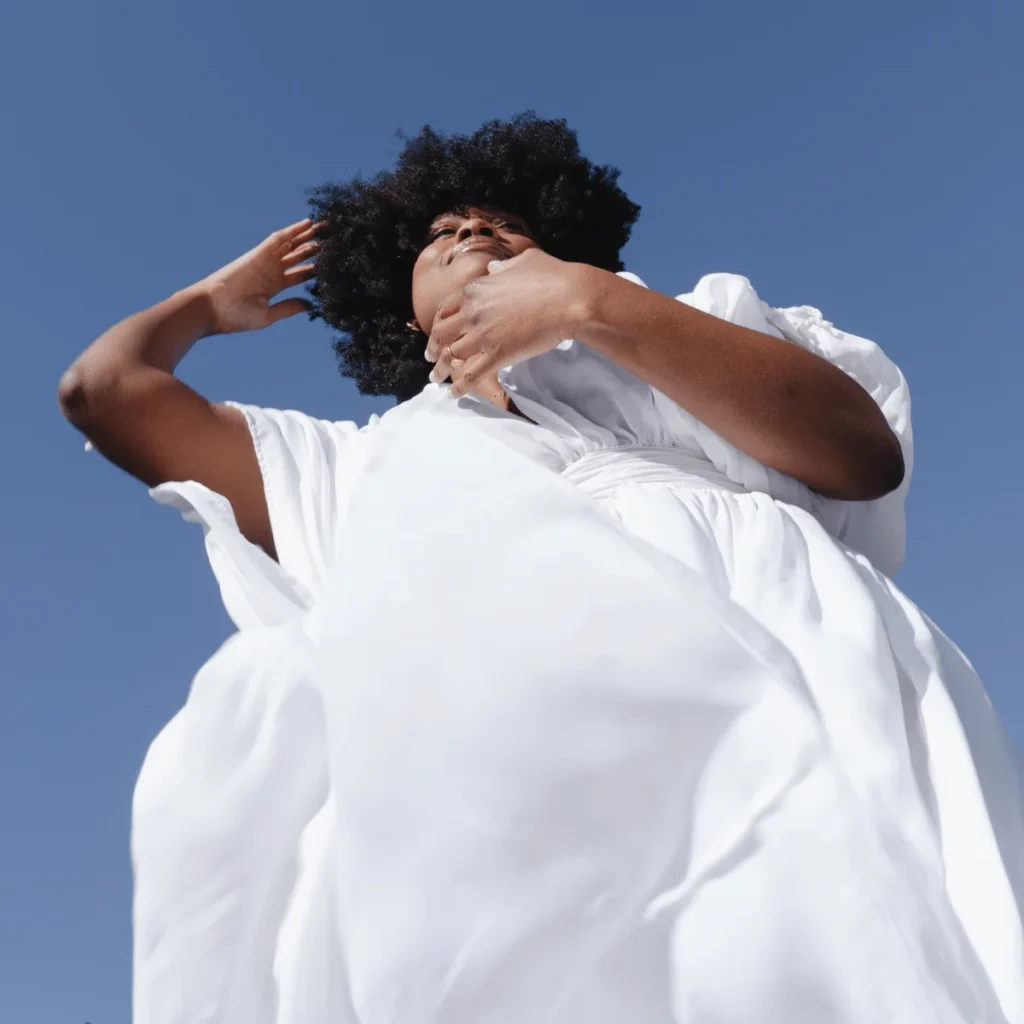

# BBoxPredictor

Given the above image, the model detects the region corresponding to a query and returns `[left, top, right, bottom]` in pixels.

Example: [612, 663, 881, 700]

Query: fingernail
[424, 349, 434, 362]
[429, 368, 438, 383]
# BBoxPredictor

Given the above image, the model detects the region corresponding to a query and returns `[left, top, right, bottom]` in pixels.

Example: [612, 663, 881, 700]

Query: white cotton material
[136, 273, 1024, 1024]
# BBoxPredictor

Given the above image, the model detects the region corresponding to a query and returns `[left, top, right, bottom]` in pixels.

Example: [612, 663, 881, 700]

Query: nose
[456, 216, 496, 242]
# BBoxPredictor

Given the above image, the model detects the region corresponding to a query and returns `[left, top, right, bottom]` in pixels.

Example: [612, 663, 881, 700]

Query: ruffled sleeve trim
[671, 274, 913, 576]
[762, 301, 913, 577]
[151, 403, 380, 630]
[150, 480, 312, 631]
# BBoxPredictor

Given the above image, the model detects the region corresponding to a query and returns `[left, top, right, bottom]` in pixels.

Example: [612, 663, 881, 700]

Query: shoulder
[674, 273, 770, 331]
[225, 403, 384, 591]
[226, 401, 375, 477]
[619, 270, 770, 331]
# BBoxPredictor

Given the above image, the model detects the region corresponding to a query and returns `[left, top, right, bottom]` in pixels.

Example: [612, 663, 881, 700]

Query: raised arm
[569, 268, 906, 500]
[57, 218, 320, 556]
[427, 251, 905, 502]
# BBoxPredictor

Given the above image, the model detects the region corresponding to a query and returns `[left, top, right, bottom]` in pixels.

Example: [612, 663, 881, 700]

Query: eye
[499, 221, 523, 234]
[431, 227, 456, 240]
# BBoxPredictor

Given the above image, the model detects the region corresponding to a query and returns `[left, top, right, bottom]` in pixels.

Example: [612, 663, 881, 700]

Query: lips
[446, 237, 513, 265]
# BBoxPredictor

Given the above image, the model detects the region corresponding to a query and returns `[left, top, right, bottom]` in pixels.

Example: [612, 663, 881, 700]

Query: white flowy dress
[135, 273, 1024, 1024]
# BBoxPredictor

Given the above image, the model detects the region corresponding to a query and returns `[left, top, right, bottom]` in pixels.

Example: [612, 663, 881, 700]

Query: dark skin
[422, 208, 904, 502]
[58, 210, 903, 560]
[407, 207, 542, 413]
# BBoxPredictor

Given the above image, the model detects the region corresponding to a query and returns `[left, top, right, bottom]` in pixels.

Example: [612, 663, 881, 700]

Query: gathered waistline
[559, 444, 744, 498]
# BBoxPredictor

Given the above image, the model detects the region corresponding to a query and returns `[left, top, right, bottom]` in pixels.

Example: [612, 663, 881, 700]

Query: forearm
[572, 267, 903, 500]
[58, 284, 217, 440]
[62, 284, 213, 389]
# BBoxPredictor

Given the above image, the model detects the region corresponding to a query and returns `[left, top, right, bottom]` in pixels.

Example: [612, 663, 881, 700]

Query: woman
[60, 114, 1024, 1024]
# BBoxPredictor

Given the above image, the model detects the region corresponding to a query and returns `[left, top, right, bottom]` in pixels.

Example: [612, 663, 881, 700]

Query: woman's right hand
[199, 218, 321, 335]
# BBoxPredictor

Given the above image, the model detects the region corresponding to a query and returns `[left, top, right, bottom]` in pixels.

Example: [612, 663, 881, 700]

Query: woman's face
[410, 207, 540, 334]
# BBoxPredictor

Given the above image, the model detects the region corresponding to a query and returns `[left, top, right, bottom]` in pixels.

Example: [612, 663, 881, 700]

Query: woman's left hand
[425, 249, 588, 398]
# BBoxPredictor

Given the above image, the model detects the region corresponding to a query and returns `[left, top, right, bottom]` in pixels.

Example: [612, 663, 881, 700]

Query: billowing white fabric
[137, 273, 1024, 1024]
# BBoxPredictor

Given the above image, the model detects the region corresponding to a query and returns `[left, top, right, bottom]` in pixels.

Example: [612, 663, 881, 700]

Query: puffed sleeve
[672, 274, 913, 576]
[762, 299, 912, 577]
[151, 405, 380, 630]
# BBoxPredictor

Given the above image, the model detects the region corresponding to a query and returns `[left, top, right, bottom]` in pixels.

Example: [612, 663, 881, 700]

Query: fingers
[425, 307, 467, 363]
[429, 315, 482, 382]
[427, 332, 463, 382]
[277, 221, 324, 256]
[429, 349, 460, 385]
[429, 328, 467, 383]
[265, 217, 312, 249]
[433, 289, 464, 325]
[267, 296, 313, 324]
[432, 334, 496, 393]
[282, 240, 319, 267]
[424, 285, 472, 363]
[449, 351, 492, 398]
[283, 262, 317, 285]
[485, 251, 526, 274]
[293, 220, 324, 243]
[264, 217, 325, 255]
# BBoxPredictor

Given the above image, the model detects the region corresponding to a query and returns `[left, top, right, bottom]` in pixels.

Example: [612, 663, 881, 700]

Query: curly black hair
[307, 112, 641, 401]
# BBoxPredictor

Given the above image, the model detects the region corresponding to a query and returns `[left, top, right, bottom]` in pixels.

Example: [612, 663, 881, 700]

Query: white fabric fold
[134, 272, 1023, 1024]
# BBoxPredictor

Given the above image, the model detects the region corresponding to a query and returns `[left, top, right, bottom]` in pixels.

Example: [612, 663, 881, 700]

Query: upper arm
[676, 273, 906, 489]
[675, 272, 912, 572]
[59, 364, 275, 555]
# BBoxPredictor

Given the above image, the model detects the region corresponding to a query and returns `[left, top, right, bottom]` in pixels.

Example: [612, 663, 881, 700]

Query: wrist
[130, 282, 218, 372]
[562, 262, 604, 340]
[176, 281, 219, 338]
[564, 263, 627, 352]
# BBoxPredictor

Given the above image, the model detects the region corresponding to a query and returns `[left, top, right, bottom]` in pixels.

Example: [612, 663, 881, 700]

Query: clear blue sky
[1, 2, 1021, 1020]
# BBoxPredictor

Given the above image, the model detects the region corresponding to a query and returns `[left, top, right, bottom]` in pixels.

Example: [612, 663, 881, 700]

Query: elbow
[57, 363, 93, 426]
[58, 360, 113, 431]
[58, 363, 86, 422]
[874, 433, 906, 497]
[830, 428, 905, 502]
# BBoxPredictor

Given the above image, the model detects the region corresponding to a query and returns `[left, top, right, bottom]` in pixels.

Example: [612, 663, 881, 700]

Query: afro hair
[307, 112, 641, 401]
